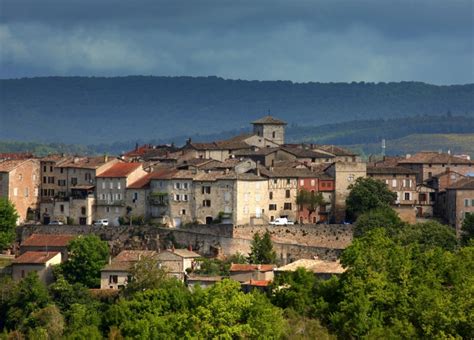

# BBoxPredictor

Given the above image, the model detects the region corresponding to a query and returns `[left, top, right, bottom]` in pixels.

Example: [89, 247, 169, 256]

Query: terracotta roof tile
[398, 152, 473, 165]
[97, 162, 143, 178]
[367, 166, 418, 175]
[113, 250, 158, 262]
[0, 159, 32, 172]
[13, 251, 61, 264]
[230, 264, 275, 272]
[243, 279, 272, 287]
[58, 156, 115, 169]
[446, 177, 474, 190]
[22, 234, 76, 247]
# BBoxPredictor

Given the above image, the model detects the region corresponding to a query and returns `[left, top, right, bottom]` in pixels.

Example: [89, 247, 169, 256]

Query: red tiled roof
[398, 152, 473, 165]
[447, 177, 474, 190]
[22, 234, 76, 247]
[13, 251, 60, 264]
[230, 264, 275, 272]
[0, 152, 34, 160]
[97, 162, 143, 178]
[127, 173, 154, 189]
[0, 159, 32, 172]
[243, 279, 272, 287]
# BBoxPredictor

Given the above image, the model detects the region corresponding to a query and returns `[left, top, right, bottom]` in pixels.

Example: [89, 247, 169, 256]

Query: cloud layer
[1, 0, 472, 83]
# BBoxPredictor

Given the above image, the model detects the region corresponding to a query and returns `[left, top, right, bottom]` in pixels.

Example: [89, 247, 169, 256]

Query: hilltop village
[1, 115, 474, 288]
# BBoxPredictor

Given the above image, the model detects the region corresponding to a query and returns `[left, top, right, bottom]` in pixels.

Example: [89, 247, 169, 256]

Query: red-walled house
[296, 171, 334, 224]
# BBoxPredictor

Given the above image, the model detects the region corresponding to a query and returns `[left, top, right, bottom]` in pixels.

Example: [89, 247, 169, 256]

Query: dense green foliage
[0, 198, 18, 251]
[60, 235, 109, 288]
[248, 231, 277, 264]
[1, 76, 472, 144]
[354, 206, 403, 237]
[346, 177, 397, 221]
[461, 213, 474, 246]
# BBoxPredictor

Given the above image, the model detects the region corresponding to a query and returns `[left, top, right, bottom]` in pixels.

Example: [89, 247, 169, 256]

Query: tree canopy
[60, 235, 109, 288]
[354, 206, 404, 237]
[296, 189, 325, 222]
[0, 198, 18, 251]
[346, 177, 397, 221]
[248, 231, 277, 264]
[461, 213, 474, 246]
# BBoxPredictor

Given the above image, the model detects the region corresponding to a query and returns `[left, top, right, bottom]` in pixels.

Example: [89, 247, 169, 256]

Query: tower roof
[251, 115, 287, 125]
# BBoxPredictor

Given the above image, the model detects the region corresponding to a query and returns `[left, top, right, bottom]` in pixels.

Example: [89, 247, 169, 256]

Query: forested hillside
[1, 76, 472, 144]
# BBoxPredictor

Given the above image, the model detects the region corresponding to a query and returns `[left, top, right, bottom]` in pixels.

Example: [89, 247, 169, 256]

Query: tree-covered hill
[1, 76, 472, 144]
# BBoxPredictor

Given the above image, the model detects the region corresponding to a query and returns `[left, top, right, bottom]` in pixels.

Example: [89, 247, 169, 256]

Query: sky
[0, 0, 473, 84]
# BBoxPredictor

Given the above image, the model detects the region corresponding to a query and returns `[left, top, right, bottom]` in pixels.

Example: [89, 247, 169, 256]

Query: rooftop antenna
[381, 139, 386, 157]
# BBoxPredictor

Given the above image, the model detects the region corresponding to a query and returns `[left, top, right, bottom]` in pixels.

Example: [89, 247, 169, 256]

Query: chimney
[188, 244, 192, 251]
[104, 154, 108, 162]
[73, 157, 79, 164]
[406, 154, 411, 159]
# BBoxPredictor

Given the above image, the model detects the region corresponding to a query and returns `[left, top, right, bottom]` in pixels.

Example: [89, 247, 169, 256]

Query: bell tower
[252, 115, 287, 145]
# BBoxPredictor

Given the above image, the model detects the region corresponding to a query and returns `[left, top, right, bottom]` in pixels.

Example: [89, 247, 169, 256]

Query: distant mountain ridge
[0, 76, 473, 144]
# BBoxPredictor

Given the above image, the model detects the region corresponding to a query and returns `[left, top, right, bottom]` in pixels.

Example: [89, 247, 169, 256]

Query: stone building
[398, 152, 474, 184]
[156, 249, 201, 281]
[251, 115, 287, 145]
[325, 161, 367, 223]
[0, 159, 41, 223]
[11, 251, 62, 284]
[444, 177, 474, 236]
[367, 166, 418, 204]
[96, 163, 147, 226]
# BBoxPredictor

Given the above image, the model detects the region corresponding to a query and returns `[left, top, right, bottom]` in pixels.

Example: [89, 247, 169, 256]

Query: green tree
[346, 177, 397, 221]
[0, 198, 19, 251]
[395, 221, 458, 251]
[61, 235, 109, 288]
[124, 256, 170, 295]
[248, 231, 277, 264]
[354, 206, 404, 237]
[461, 213, 474, 246]
[26, 305, 65, 339]
[296, 189, 325, 222]
[48, 274, 92, 311]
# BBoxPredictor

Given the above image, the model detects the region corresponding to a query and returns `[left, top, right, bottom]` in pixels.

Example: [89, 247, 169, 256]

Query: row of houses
[7, 233, 344, 293]
[1, 116, 473, 234]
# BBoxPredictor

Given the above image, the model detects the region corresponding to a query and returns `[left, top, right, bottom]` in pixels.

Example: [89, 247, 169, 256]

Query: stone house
[96, 162, 147, 226]
[367, 165, 418, 204]
[398, 152, 474, 184]
[444, 177, 474, 236]
[125, 173, 154, 221]
[100, 250, 157, 289]
[40, 155, 71, 201]
[277, 146, 335, 166]
[325, 161, 367, 223]
[232, 173, 270, 225]
[229, 263, 275, 283]
[11, 251, 62, 284]
[156, 249, 201, 281]
[20, 234, 76, 261]
[251, 115, 287, 145]
[0, 159, 41, 223]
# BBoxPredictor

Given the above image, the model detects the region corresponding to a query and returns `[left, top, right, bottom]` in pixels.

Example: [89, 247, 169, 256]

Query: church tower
[252, 115, 287, 145]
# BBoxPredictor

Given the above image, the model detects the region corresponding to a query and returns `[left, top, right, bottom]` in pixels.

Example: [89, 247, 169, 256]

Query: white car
[270, 217, 294, 226]
[48, 220, 64, 225]
[93, 219, 109, 226]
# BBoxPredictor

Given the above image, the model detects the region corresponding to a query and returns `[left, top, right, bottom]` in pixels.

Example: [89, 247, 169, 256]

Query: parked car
[48, 220, 64, 225]
[270, 217, 294, 226]
[93, 219, 109, 226]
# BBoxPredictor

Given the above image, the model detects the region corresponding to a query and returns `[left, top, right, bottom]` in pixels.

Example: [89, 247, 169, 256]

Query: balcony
[96, 200, 125, 206]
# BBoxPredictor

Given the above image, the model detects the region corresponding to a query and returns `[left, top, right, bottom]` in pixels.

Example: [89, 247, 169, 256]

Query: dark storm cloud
[0, 0, 472, 83]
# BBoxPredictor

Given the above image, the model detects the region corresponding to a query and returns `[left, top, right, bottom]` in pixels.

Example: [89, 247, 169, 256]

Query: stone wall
[18, 223, 352, 263]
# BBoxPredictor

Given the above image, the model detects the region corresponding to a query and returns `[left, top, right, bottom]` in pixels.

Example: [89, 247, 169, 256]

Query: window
[106, 207, 110, 213]
[183, 194, 188, 201]
[102, 181, 105, 189]
[465, 199, 470, 207]
[116, 193, 122, 200]
[50, 166, 53, 172]
[183, 183, 188, 189]
[175, 194, 180, 201]
[60, 168, 64, 174]
[43, 176, 47, 184]
[285, 190, 290, 198]
[34, 188, 38, 197]
[24, 188, 29, 197]
[175, 182, 181, 189]
[43, 165, 47, 172]
[286, 179, 291, 185]
[321, 182, 326, 188]
[85, 173, 91, 181]
[392, 179, 397, 188]
[133, 192, 138, 200]
[269, 192, 273, 200]
[109, 275, 118, 284]
[42, 189, 48, 196]
[272, 131, 276, 138]
[284, 203, 292, 210]
[428, 172, 432, 178]
[117, 181, 121, 190]
[13, 188, 18, 196]
[273, 179, 278, 184]
[300, 179, 304, 186]
[18, 174, 22, 181]
[202, 186, 211, 194]
[109, 181, 113, 189]
[311, 179, 315, 186]
[60, 204, 64, 212]
[181, 209, 186, 215]
[81, 207, 86, 215]
[404, 192, 411, 201]
[203, 199, 211, 207]
[269, 204, 277, 211]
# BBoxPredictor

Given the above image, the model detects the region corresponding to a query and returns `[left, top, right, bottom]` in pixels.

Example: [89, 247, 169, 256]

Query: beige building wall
[369, 173, 418, 205]
[234, 178, 269, 225]
[267, 178, 298, 222]
[447, 189, 474, 236]
[253, 124, 285, 145]
[100, 270, 129, 289]
[125, 188, 148, 219]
